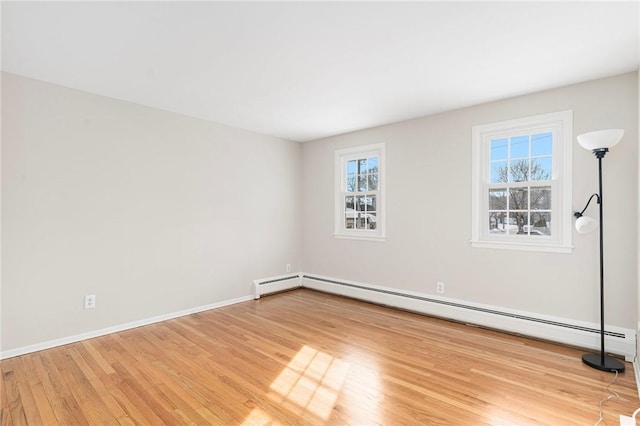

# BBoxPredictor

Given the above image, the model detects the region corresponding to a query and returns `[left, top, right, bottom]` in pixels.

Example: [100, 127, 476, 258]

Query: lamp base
[582, 353, 625, 372]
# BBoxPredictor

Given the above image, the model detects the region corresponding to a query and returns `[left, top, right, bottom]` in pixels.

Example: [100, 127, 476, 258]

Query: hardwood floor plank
[80, 340, 116, 376]
[2, 359, 29, 426]
[1, 289, 638, 425]
[10, 358, 44, 426]
[67, 346, 128, 422]
[105, 381, 155, 425]
[38, 349, 90, 425]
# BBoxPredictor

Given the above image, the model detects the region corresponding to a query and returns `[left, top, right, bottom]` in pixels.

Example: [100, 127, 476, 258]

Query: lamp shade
[575, 215, 598, 234]
[577, 129, 624, 151]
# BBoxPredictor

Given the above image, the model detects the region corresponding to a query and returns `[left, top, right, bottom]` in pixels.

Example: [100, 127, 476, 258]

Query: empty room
[1, 1, 640, 425]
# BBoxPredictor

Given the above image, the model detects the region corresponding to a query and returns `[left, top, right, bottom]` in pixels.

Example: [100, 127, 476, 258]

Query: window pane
[358, 176, 367, 191]
[528, 212, 551, 235]
[344, 197, 355, 230]
[489, 212, 507, 233]
[345, 213, 355, 229]
[346, 176, 356, 192]
[491, 161, 508, 183]
[366, 212, 377, 229]
[345, 196, 354, 210]
[509, 212, 526, 235]
[346, 159, 357, 192]
[491, 139, 508, 161]
[530, 187, 551, 210]
[494, 212, 518, 235]
[531, 133, 552, 156]
[498, 213, 513, 233]
[368, 174, 378, 191]
[510, 135, 529, 159]
[347, 160, 357, 175]
[358, 159, 367, 173]
[509, 188, 528, 210]
[489, 189, 507, 210]
[531, 157, 552, 181]
[509, 159, 530, 182]
[367, 157, 378, 173]
[356, 195, 375, 212]
[366, 195, 377, 212]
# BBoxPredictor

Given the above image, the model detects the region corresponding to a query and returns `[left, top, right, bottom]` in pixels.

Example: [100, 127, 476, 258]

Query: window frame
[471, 110, 573, 253]
[334, 143, 386, 241]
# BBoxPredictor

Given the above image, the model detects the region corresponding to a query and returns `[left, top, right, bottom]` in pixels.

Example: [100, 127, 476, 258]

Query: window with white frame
[471, 110, 573, 253]
[335, 144, 385, 241]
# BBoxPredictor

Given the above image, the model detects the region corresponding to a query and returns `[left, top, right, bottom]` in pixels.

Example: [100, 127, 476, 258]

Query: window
[471, 111, 572, 253]
[335, 143, 385, 241]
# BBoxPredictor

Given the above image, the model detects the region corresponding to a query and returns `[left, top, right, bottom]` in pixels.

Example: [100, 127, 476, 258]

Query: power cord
[593, 370, 619, 426]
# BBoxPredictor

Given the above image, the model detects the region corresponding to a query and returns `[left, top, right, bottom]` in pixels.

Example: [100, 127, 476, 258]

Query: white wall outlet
[619, 415, 635, 426]
[84, 294, 96, 309]
[286, 264, 292, 273]
[436, 282, 445, 294]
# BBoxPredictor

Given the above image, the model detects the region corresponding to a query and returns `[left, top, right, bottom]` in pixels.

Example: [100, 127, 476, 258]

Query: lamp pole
[598, 152, 605, 367]
[581, 148, 625, 372]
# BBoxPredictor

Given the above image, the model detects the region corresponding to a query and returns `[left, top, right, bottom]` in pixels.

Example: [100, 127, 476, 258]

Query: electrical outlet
[436, 282, 445, 294]
[84, 294, 96, 309]
[286, 264, 292, 273]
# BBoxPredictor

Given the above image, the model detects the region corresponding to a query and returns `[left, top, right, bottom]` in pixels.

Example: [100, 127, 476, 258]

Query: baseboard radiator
[298, 273, 636, 361]
[253, 274, 303, 299]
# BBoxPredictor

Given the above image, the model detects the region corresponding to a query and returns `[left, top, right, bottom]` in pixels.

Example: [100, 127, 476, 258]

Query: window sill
[334, 233, 386, 242]
[470, 240, 573, 254]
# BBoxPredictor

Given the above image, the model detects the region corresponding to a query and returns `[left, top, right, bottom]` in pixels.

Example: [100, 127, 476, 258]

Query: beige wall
[302, 72, 638, 329]
[2, 71, 638, 355]
[1, 72, 302, 351]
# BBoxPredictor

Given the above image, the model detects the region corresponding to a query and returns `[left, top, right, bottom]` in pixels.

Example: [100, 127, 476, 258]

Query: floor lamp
[574, 128, 625, 373]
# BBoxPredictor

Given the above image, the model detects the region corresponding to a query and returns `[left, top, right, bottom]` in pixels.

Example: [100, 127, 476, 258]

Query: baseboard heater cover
[301, 274, 635, 361]
[253, 273, 303, 299]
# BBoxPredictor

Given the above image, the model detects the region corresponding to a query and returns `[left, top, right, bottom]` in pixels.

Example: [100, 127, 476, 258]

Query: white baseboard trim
[0, 295, 254, 360]
[301, 273, 637, 362]
[253, 273, 303, 299]
[3, 272, 636, 366]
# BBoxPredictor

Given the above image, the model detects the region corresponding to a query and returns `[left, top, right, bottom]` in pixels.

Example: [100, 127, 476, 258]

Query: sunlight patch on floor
[267, 345, 350, 420]
[339, 354, 382, 423]
[241, 407, 282, 426]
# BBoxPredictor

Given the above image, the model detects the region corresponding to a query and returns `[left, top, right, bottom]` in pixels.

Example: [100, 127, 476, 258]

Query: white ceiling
[2, 2, 639, 142]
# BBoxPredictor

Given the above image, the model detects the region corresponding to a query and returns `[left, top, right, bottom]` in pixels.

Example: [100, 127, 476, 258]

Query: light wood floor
[2, 289, 639, 425]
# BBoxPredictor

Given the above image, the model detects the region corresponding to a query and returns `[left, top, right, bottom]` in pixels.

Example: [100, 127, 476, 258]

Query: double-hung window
[335, 143, 385, 241]
[471, 111, 573, 253]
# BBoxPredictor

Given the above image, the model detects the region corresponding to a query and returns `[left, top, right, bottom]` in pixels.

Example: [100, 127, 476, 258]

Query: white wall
[302, 72, 638, 329]
[2, 71, 637, 356]
[1, 72, 302, 352]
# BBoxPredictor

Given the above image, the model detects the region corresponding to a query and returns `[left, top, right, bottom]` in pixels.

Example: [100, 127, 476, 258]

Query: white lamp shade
[577, 129, 624, 151]
[575, 215, 598, 234]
